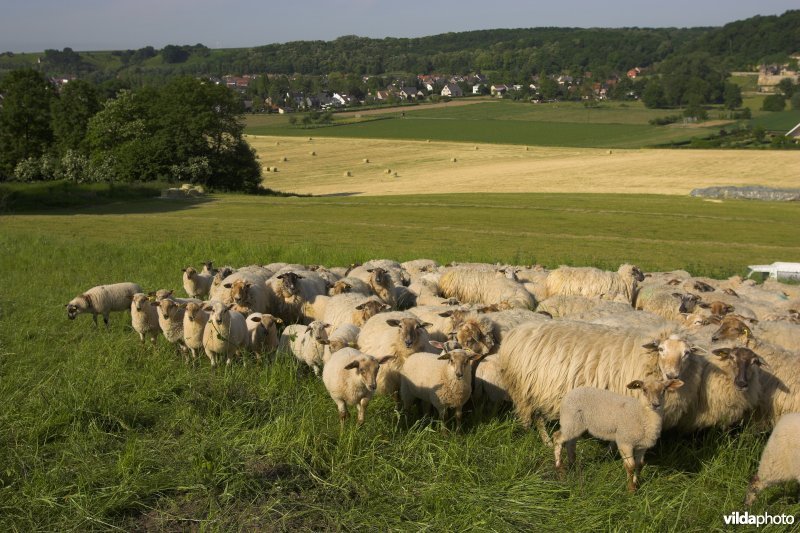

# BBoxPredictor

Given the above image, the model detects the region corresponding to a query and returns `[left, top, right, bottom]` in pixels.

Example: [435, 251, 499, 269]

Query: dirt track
[248, 135, 800, 197]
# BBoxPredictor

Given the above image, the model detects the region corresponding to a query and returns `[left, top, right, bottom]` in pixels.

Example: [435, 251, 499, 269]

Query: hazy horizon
[1, 1, 797, 54]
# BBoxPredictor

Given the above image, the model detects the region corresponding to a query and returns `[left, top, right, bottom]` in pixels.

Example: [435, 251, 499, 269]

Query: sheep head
[436, 348, 481, 379]
[642, 335, 696, 380]
[344, 354, 395, 391]
[711, 315, 755, 345]
[711, 347, 767, 392]
[353, 299, 391, 325]
[627, 378, 684, 411]
[385, 317, 431, 349]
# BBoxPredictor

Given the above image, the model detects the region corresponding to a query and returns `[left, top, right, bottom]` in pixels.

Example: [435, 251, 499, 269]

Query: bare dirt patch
[249, 135, 800, 196]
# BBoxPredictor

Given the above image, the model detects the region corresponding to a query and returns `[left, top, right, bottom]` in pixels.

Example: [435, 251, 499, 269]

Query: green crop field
[2, 192, 800, 530]
[751, 109, 800, 132]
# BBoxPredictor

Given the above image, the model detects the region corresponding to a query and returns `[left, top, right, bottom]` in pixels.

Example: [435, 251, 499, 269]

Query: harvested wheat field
[249, 135, 800, 196]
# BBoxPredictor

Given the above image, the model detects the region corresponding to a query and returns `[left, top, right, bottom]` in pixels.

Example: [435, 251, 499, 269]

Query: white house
[490, 84, 508, 96]
[441, 83, 463, 97]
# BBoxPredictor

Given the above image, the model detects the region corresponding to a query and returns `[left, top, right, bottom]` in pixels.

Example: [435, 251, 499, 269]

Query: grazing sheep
[202, 301, 248, 367]
[554, 378, 684, 492]
[744, 412, 800, 506]
[498, 320, 700, 443]
[322, 348, 394, 427]
[182, 265, 214, 299]
[66, 282, 142, 328]
[182, 301, 210, 364]
[635, 288, 700, 322]
[674, 347, 766, 432]
[269, 271, 329, 324]
[279, 320, 330, 375]
[400, 346, 480, 428]
[439, 268, 536, 309]
[246, 313, 282, 364]
[324, 323, 361, 363]
[537, 295, 634, 319]
[544, 263, 644, 305]
[323, 293, 391, 329]
[357, 312, 434, 397]
[130, 292, 160, 344]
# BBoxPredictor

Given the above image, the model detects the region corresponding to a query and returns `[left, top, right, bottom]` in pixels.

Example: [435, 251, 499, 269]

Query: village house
[490, 84, 508, 96]
[441, 83, 463, 97]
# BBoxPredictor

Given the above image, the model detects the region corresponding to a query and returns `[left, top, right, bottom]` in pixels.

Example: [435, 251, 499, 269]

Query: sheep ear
[355, 303, 366, 310]
[429, 340, 445, 351]
[754, 356, 770, 369]
[419, 321, 433, 328]
[438, 310, 454, 318]
[437, 353, 451, 361]
[319, 339, 330, 345]
[626, 380, 644, 390]
[671, 292, 683, 299]
[276, 274, 285, 279]
[712, 348, 731, 359]
[276, 318, 283, 323]
[642, 341, 659, 351]
[667, 379, 684, 391]
[178, 303, 187, 309]
[226, 304, 234, 310]
[698, 302, 710, 309]
[381, 304, 392, 311]
[150, 301, 159, 307]
[223, 283, 232, 289]
[202, 303, 213, 311]
[344, 361, 359, 370]
[377, 355, 394, 365]
[385, 319, 401, 327]
[366, 268, 374, 273]
[250, 316, 262, 323]
[537, 311, 553, 318]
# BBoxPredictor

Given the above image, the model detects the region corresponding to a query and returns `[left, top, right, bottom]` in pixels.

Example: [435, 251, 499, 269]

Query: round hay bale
[310, 151, 316, 156]
[363, 158, 370, 163]
[385, 168, 392, 174]
[607, 150, 613, 155]
[280, 156, 287, 162]
[308, 137, 313, 141]
[426, 139, 431, 143]
[393, 172, 399, 178]
[344, 170, 352, 177]
[275, 141, 280, 146]
[525, 146, 530, 151]
[451, 157, 457, 163]
[272, 167, 278, 172]
[474, 146, 479, 150]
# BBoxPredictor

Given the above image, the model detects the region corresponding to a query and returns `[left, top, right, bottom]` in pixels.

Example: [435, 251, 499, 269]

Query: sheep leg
[634, 449, 646, 484]
[356, 398, 369, 427]
[103, 313, 110, 329]
[454, 406, 463, 432]
[438, 406, 449, 434]
[138, 332, 145, 344]
[535, 416, 554, 448]
[553, 430, 564, 471]
[619, 444, 638, 492]
[92, 313, 99, 327]
[744, 475, 764, 507]
[336, 400, 348, 428]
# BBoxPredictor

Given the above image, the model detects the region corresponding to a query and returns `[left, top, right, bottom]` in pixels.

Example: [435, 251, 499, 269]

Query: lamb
[130, 292, 160, 344]
[438, 267, 536, 309]
[202, 301, 248, 367]
[400, 345, 480, 429]
[744, 413, 800, 506]
[674, 347, 766, 432]
[279, 320, 330, 375]
[246, 313, 282, 364]
[357, 311, 434, 397]
[554, 378, 684, 492]
[224, 278, 275, 315]
[65, 282, 142, 328]
[269, 271, 329, 324]
[182, 265, 214, 299]
[498, 320, 700, 444]
[154, 297, 201, 360]
[322, 348, 394, 427]
[543, 263, 644, 305]
[323, 293, 391, 329]
[182, 301, 210, 364]
[635, 287, 700, 322]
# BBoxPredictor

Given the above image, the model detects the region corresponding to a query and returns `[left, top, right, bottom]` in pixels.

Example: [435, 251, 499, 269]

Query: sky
[1, 0, 797, 53]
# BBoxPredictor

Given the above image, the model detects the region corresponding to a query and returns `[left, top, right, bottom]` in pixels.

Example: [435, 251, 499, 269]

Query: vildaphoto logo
[723, 511, 795, 527]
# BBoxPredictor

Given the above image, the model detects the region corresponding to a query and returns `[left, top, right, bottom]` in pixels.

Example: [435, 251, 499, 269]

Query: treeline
[3, 10, 797, 87]
[0, 70, 260, 190]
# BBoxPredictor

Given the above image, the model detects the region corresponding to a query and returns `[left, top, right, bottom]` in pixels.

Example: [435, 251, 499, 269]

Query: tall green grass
[1, 193, 799, 530]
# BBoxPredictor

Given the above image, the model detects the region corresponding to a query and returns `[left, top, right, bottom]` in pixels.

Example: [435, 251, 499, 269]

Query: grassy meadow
[2, 192, 800, 530]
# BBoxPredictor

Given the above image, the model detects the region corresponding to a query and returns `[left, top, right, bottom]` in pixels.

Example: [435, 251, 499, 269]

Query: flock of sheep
[64, 258, 800, 502]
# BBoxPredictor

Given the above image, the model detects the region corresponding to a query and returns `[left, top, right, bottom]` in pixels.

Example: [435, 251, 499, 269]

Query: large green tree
[0, 69, 55, 179]
[51, 79, 102, 155]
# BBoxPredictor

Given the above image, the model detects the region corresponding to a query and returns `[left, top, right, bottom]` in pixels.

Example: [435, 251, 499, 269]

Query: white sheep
[324, 323, 361, 364]
[408, 277, 458, 307]
[202, 301, 248, 367]
[744, 412, 800, 506]
[357, 311, 434, 397]
[554, 377, 684, 492]
[408, 304, 473, 342]
[498, 320, 700, 444]
[543, 263, 644, 305]
[400, 346, 480, 429]
[182, 301, 209, 364]
[154, 297, 201, 361]
[246, 312, 282, 364]
[322, 293, 391, 329]
[438, 267, 536, 309]
[711, 315, 800, 353]
[279, 320, 330, 375]
[330, 277, 373, 297]
[536, 294, 634, 319]
[66, 282, 142, 328]
[182, 265, 214, 299]
[130, 292, 160, 344]
[322, 347, 394, 427]
[472, 353, 511, 405]
[269, 271, 329, 324]
[224, 277, 275, 315]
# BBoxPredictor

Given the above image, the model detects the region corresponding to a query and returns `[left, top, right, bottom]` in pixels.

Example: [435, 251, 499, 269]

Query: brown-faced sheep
[130, 292, 160, 344]
[322, 348, 394, 427]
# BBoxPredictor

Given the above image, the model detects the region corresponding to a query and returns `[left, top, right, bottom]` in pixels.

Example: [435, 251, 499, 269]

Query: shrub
[762, 95, 786, 112]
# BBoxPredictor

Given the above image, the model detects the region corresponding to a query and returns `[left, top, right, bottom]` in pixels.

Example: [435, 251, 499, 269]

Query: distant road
[336, 97, 493, 118]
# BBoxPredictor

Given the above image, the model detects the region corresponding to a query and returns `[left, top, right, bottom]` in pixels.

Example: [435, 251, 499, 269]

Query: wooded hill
[1, 10, 797, 83]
